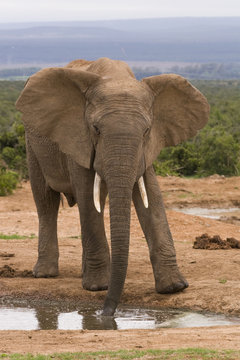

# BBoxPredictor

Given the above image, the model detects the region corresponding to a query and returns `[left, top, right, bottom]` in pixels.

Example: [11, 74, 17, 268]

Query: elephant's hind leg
[27, 141, 60, 278]
[133, 166, 188, 294]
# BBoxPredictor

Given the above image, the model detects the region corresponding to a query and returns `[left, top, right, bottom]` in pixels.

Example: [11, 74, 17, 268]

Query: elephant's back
[65, 59, 93, 71]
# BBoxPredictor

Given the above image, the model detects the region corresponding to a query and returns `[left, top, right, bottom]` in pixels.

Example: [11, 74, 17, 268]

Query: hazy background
[0, 0, 240, 79]
[1, 0, 240, 22]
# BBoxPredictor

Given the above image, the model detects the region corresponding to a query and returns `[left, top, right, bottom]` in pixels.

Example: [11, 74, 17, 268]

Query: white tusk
[138, 176, 149, 208]
[93, 172, 101, 213]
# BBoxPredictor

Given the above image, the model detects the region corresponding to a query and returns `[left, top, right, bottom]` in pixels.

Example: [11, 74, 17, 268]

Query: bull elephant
[16, 57, 209, 316]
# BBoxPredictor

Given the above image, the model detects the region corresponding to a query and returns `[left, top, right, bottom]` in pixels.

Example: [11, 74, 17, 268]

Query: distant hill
[0, 18, 240, 67]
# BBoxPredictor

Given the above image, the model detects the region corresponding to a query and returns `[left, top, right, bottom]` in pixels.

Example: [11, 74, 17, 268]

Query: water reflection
[33, 304, 169, 330]
[0, 302, 239, 330]
[58, 309, 117, 330]
[36, 306, 59, 330]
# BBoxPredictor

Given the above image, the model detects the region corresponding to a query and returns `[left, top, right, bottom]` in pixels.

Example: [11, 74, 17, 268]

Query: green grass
[1, 349, 240, 360]
[177, 193, 191, 199]
[219, 279, 228, 284]
[0, 233, 36, 240]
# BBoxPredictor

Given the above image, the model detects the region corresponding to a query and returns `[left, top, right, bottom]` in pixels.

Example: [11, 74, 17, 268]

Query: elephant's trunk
[103, 184, 132, 315]
[100, 137, 138, 315]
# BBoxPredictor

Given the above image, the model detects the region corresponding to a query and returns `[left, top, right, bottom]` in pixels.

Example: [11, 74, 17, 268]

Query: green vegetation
[1, 79, 240, 195]
[1, 349, 240, 360]
[0, 233, 35, 239]
[0, 81, 26, 195]
[0, 169, 19, 195]
[0, 81, 24, 132]
[219, 279, 228, 284]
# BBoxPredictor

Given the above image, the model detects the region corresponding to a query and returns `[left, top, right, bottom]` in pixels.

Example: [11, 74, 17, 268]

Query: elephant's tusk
[93, 172, 101, 213]
[138, 176, 149, 208]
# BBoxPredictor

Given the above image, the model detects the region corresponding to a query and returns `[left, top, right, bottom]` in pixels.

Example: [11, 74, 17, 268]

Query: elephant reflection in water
[35, 305, 117, 330]
[16, 57, 209, 315]
[35, 306, 59, 330]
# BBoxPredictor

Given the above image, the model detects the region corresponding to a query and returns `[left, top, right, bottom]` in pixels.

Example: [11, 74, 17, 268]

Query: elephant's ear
[16, 67, 101, 168]
[142, 74, 210, 168]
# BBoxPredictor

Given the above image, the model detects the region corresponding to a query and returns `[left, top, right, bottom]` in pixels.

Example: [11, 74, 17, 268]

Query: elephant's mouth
[93, 172, 148, 213]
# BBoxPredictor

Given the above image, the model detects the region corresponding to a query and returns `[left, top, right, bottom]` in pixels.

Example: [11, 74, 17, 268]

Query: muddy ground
[0, 175, 240, 354]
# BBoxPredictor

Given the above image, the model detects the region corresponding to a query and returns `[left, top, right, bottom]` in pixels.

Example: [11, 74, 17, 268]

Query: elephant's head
[16, 58, 209, 315]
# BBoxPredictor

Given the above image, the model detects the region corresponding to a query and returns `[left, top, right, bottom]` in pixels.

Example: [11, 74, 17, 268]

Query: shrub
[153, 159, 178, 176]
[0, 118, 27, 179]
[154, 142, 202, 177]
[0, 169, 19, 196]
[199, 128, 240, 176]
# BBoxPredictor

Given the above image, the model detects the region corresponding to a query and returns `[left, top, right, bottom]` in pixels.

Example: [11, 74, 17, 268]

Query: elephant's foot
[82, 265, 109, 291]
[102, 297, 118, 316]
[155, 267, 189, 294]
[33, 260, 59, 278]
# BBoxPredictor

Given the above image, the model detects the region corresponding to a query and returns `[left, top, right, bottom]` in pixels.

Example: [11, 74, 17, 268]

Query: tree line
[2, 63, 240, 81]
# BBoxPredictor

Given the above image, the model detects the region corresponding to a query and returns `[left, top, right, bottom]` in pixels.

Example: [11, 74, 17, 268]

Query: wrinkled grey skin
[16, 58, 209, 316]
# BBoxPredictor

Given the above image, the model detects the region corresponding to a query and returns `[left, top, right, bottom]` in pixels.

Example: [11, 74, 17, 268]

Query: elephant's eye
[93, 125, 100, 135]
[144, 127, 150, 137]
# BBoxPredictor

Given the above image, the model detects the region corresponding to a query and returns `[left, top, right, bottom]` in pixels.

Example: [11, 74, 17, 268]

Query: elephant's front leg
[133, 166, 188, 294]
[73, 167, 110, 291]
[27, 142, 60, 278]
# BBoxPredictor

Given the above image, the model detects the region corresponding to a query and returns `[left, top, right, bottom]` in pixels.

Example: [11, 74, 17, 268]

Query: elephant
[16, 57, 209, 316]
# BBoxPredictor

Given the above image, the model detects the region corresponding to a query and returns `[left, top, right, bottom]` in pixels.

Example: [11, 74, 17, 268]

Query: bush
[153, 159, 178, 176]
[0, 169, 19, 196]
[199, 128, 240, 176]
[154, 142, 202, 177]
[154, 129, 240, 178]
[0, 118, 27, 179]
